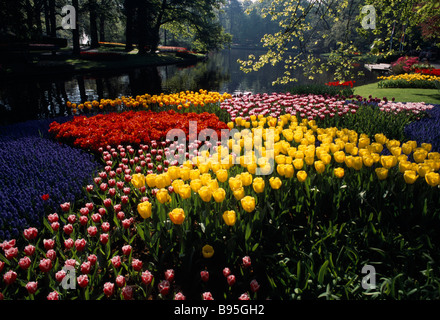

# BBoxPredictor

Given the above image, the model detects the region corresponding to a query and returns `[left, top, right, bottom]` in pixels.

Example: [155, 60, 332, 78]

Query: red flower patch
[49, 110, 228, 152]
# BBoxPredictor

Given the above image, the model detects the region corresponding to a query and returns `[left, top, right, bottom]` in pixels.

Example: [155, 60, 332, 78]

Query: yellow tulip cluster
[134, 113, 439, 226]
[66, 89, 232, 113]
[378, 73, 440, 82]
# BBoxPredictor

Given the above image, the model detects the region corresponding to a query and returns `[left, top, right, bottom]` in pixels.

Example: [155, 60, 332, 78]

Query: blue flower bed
[0, 117, 99, 240]
[405, 105, 440, 153]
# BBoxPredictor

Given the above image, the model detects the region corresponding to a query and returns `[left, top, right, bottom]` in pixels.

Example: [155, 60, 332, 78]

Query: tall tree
[88, 0, 100, 48]
[123, 0, 230, 54]
[72, 0, 81, 55]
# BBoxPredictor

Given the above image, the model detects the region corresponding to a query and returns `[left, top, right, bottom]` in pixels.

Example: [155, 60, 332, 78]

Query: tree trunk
[49, 0, 56, 37]
[72, 0, 81, 55]
[125, 0, 135, 51]
[89, 0, 100, 48]
[99, 16, 106, 42]
[137, 1, 148, 54]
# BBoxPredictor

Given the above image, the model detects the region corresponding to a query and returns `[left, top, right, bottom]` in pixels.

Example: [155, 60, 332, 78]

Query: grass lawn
[354, 82, 440, 104]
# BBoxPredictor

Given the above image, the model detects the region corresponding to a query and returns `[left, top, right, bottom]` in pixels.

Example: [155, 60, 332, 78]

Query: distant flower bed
[377, 101, 435, 115]
[49, 110, 229, 153]
[325, 80, 355, 88]
[65, 90, 232, 116]
[414, 68, 440, 77]
[220, 92, 359, 122]
[378, 73, 440, 89]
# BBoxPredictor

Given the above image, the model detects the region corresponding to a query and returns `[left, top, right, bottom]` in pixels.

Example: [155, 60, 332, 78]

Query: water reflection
[0, 49, 380, 125]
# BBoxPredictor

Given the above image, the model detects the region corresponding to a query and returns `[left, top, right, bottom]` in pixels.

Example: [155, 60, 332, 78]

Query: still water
[0, 49, 379, 125]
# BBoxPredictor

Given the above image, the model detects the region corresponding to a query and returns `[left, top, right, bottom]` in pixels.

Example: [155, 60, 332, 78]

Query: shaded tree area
[236, 0, 439, 85]
[0, 0, 230, 56]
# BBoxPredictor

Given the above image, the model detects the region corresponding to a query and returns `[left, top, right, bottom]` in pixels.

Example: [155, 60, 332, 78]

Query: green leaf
[137, 224, 145, 241]
[318, 260, 329, 285]
[245, 222, 252, 241]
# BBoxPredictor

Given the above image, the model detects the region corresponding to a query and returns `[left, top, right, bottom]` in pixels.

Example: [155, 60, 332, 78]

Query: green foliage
[288, 84, 353, 97]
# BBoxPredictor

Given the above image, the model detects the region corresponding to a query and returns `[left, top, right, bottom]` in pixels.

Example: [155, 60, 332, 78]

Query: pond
[0, 48, 381, 125]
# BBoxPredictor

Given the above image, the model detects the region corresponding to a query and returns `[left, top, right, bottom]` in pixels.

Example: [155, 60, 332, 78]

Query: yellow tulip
[374, 133, 388, 145]
[320, 153, 332, 165]
[229, 177, 243, 191]
[362, 155, 374, 167]
[169, 208, 185, 225]
[390, 147, 401, 157]
[156, 188, 171, 204]
[190, 179, 203, 192]
[275, 154, 286, 164]
[284, 164, 294, 178]
[413, 149, 428, 163]
[259, 163, 273, 175]
[370, 142, 383, 154]
[200, 173, 211, 186]
[269, 177, 282, 189]
[145, 174, 157, 188]
[180, 167, 191, 181]
[314, 160, 325, 174]
[247, 163, 257, 174]
[189, 169, 200, 180]
[297, 170, 307, 182]
[425, 172, 440, 187]
[375, 167, 388, 180]
[401, 142, 413, 155]
[137, 201, 152, 219]
[155, 174, 168, 189]
[380, 155, 397, 169]
[131, 173, 146, 189]
[202, 244, 214, 258]
[333, 151, 346, 163]
[403, 170, 418, 184]
[222, 210, 236, 226]
[293, 158, 304, 170]
[334, 167, 344, 178]
[172, 179, 184, 194]
[417, 164, 433, 178]
[421, 143, 432, 152]
[208, 179, 219, 192]
[233, 187, 245, 200]
[358, 137, 370, 148]
[240, 172, 253, 186]
[241, 196, 256, 212]
[216, 169, 228, 183]
[167, 166, 180, 180]
[178, 184, 192, 199]
[212, 188, 226, 203]
[198, 186, 212, 202]
[252, 177, 265, 193]
[352, 157, 363, 171]
[399, 160, 412, 173]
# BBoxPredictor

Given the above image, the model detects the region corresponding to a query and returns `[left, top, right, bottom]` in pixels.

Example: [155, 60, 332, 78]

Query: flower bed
[1, 109, 440, 300]
[220, 92, 359, 122]
[405, 105, 440, 152]
[378, 73, 440, 89]
[65, 90, 232, 116]
[0, 136, 99, 240]
[49, 110, 229, 153]
[414, 68, 440, 77]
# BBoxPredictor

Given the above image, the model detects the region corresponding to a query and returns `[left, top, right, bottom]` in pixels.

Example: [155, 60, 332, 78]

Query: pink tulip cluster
[220, 92, 359, 121]
[0, 141, 264, 301]
[377, 101, 435, 115]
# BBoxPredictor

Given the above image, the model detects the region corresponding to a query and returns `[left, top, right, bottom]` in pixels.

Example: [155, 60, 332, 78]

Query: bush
[390, 56, 419, 75]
